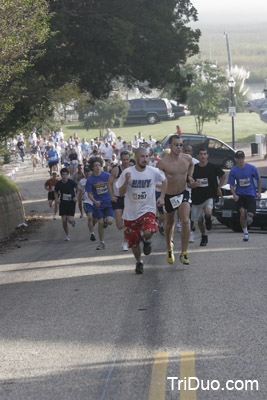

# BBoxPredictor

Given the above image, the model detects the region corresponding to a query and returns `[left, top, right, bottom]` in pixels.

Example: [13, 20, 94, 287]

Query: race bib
[62, 193, 72, 201]
[197, 178, 208, 187]
[239, 178, 250, 187]
[169, 194, 184, 209]
[96, 186, 108, 195]
[132, 191, 148, 201]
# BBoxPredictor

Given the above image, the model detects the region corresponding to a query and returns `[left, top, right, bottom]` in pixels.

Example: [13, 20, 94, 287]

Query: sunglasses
[172, 143, 183, 147]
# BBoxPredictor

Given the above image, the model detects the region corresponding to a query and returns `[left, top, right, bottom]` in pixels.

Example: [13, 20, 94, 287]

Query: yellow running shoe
[167, 248, 175, 264]
[180, 252, 190, 265]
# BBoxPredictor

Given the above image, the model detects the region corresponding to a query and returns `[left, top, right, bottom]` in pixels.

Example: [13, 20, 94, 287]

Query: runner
[107, 151, 130, 251]
[116, 148, 166, 274]
[30, 141, 40, 172]
[191, 147, 226, 246]
[228, 150, 261, 241]
[47, 144, 59, 175]
[54, 168, 77, 241]
[17, 138, 25, 162]
[78, 166, 96, 241]
[85, 157, 114, 250]
[157, 134, 194, 265]
[44, 171, 59, 220]
[183, 145, 199, 243]
[72, 164, 85, 218]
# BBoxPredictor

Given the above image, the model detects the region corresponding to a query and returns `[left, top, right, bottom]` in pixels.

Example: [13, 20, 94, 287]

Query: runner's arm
[257, 177, 261, 199]
[230, 184, 239, 201]
[118, 172, 131, 196]
[87, 192, 100, 207]
[217, 172, 226, 197]
[107, 167, 117, 201]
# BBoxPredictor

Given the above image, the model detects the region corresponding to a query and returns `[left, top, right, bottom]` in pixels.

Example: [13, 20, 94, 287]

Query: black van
[162, 133, 236, 169]
[126, 98, 174, 124]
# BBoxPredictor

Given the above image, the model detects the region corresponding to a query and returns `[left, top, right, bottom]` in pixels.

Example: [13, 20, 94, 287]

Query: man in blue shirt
[228, 150, 261, 241]
[85, 157, 114, 250]
[47, 145, 59, 175]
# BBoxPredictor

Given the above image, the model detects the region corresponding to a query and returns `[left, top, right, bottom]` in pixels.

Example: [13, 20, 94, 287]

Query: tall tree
[36, 0, 200, 98]
[185, 61, 227, 134]
[79, 94, 129, 136]
[0, 0, 50, 123]
[0, 0, 200, 137]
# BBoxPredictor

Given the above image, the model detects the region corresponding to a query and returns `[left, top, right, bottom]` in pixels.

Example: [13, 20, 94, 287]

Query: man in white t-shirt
[147, 135, 156, 148]
[101, 142, 114, 161]
[116, 148, 166, 274]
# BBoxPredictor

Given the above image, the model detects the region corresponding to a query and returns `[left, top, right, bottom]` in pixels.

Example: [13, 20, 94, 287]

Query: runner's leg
[178, 202, 190, 253]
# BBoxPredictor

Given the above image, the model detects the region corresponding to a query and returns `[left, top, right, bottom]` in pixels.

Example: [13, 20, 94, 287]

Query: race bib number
[197, 178, 208, 187]
[239, 178, 250, 187]
[132, 191, 148, 201]
[62, 193, 72, 201]
[169, 194, 184, 209]
[96, 185, 108, 195]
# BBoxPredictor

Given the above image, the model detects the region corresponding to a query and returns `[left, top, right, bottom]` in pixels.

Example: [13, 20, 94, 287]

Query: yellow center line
[180, 351, 197, 400]
[148, 352, 169, 400]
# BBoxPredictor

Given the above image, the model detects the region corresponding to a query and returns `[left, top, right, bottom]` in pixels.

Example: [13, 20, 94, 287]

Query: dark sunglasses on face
[173, 143, 183, 147]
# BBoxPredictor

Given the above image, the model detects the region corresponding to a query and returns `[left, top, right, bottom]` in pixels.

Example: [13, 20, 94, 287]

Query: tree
[35, 0, 200, 98]
[0, 0, 50, 123]
[80, 94, 129, 136]
[50, 82, 82, 122]
[0, 0, 200, 138]
[185, 61, 227, 134]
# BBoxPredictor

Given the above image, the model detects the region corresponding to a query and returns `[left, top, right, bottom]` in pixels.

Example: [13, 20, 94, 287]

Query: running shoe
[65, 235, 70, 241]
[166, 248, 175, 264]
[189, 231, 194, 243]
[103, 218, 108, 228]
[71, 220, 76, 228]
[135, 261, 144, 274]
[200, 235, 208, 246]
[90, 233, 96, 241]
[96, 241, 105, 250]
[80, 214, 83, 218]
[205, 216, 212, 231]
[158, 225, 165, 236]
[122, 242, 128, 251]
[143, 240, 152, 255]
[180, 252, 190, 265]
[243, 233, 249, 242]
[53, 215, 57, 220]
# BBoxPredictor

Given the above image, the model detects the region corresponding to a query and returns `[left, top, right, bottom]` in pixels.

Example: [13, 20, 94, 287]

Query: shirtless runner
[157, 135, 194, 265]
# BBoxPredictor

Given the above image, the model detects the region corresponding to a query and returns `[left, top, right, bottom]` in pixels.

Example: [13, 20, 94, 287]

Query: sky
[191, 0, 267, 24]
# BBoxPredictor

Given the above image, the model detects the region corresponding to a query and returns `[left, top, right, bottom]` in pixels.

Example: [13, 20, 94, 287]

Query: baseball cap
[235, 150, 245, 158]
[52, 171, 57, 174]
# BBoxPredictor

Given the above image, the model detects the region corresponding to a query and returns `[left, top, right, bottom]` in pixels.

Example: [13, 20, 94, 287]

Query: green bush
[0, 174, 19, 196]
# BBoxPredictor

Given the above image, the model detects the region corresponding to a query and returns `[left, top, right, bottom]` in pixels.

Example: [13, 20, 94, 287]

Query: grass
[0, 174, 19, 196]
[62, 112, 267, 146]
[192, 23, 267, 82]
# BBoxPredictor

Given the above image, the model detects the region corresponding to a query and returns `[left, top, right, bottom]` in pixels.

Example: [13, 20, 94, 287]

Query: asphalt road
[0, 158, 266, 400]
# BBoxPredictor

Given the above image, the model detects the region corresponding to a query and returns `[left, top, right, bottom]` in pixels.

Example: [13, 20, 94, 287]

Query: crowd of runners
[8, 126, 261, 274]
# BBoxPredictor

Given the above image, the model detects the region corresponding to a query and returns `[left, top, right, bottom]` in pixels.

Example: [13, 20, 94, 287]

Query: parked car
[169, 100, 191, 119]
[125, 98, 174, 124]
[162, 133, 236, 169]
[213, 176, 267, 231]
